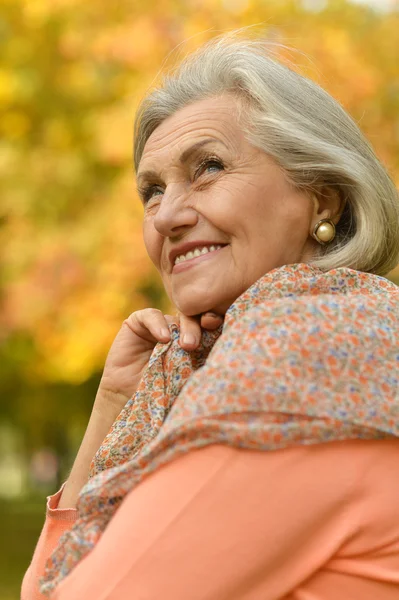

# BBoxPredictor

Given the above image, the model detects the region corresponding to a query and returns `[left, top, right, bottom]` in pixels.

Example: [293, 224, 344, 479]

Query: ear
[310, 186, 345, 225]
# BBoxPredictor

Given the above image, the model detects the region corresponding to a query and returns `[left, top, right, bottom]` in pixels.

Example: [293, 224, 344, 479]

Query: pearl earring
[312, 219, 336, 245]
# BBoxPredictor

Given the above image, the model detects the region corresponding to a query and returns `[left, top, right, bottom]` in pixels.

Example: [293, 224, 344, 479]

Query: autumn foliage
[1, 0, 398, 393]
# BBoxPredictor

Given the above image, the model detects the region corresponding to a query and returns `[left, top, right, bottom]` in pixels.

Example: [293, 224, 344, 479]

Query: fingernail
[160, 328, 170, 339]
[183, 333, 196, 345]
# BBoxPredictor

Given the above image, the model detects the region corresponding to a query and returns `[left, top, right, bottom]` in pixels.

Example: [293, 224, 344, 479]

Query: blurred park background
[1, 0, 399, 597]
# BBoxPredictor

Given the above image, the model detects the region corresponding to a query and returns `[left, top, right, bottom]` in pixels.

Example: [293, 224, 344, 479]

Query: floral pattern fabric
[40, 262, 399, 596]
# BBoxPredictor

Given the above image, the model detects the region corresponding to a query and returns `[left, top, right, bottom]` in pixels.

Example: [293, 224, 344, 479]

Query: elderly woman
[23, 35, 399, 599]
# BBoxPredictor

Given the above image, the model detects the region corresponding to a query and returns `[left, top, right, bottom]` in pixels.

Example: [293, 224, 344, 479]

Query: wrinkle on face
[138, 95, 316, 316]
[138, 100, 244, 180]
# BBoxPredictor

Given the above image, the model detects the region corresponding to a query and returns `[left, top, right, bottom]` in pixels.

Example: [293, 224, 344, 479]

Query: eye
[195, 157, 224, 179]
[140, 185, 164, 204]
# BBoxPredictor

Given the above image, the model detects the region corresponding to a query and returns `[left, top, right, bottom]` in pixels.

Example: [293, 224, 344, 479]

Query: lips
[172, 244, 227, 273]
[169, 240, 228, 269]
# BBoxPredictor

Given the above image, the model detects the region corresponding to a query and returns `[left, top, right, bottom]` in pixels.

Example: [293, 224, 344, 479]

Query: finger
[164, 314, 180, 335]
[178, 313, 202, 349]
[200, 312, 224, 330]
[127, 309, 171, 344]
[164, 314, 180, 327]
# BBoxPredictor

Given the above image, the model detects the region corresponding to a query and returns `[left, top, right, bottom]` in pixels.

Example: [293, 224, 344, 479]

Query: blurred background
[1, 0, 398, 597]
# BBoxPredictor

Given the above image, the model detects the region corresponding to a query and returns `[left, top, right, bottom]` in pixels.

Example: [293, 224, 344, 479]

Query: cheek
[198, 179, 249, 229]
[280, 191, 312, 230]
[142, 221, 162, 268]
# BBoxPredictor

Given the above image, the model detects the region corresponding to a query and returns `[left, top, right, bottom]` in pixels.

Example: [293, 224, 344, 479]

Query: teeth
[175, 244, 224, 265]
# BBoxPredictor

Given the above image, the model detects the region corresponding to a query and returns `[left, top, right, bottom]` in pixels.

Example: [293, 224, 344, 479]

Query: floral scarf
[40, 263, 399, 596]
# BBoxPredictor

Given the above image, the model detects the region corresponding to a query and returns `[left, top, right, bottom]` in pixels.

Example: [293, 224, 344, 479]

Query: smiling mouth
[172, 245, 228, 273]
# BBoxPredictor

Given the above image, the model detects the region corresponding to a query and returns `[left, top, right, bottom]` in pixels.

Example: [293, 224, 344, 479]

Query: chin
[175, 298, 214, 317]
[173, 288, 236, 317]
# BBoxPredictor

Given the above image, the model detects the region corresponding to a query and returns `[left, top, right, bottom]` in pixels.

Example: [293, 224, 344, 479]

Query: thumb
[200, 312, 224, 330]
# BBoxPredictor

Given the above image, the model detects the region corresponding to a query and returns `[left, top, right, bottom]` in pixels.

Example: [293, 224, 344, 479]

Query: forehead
[139, 95, 244, 168]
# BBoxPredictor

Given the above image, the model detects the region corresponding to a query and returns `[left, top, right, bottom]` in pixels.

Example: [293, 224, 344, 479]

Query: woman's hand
[59, 309, 223, 508]
[96, 309, 224, 416]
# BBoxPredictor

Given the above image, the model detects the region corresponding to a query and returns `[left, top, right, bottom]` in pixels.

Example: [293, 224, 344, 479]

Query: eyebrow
[136, 138, 227, 186]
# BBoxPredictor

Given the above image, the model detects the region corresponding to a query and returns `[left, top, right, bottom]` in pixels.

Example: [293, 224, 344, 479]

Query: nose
[153, 186, 199, 237]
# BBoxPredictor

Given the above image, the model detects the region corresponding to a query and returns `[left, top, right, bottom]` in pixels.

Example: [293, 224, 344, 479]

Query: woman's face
[137, 95, 325, 316]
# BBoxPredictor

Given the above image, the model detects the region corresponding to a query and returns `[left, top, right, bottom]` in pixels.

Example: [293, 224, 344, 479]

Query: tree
[0, 0, 398, 434]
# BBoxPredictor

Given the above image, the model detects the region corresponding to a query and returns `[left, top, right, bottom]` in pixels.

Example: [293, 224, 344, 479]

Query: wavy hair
[134, 34, 399, 276]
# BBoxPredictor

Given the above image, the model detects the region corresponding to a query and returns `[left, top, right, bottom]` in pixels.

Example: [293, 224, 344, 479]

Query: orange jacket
[22, 440, 399, 599]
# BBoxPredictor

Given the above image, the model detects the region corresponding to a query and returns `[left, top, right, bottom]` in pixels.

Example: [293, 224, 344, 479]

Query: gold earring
[312, 219, 336, 245]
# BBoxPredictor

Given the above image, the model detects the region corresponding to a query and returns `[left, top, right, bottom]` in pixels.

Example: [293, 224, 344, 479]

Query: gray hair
[134, 34, 399, 276]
